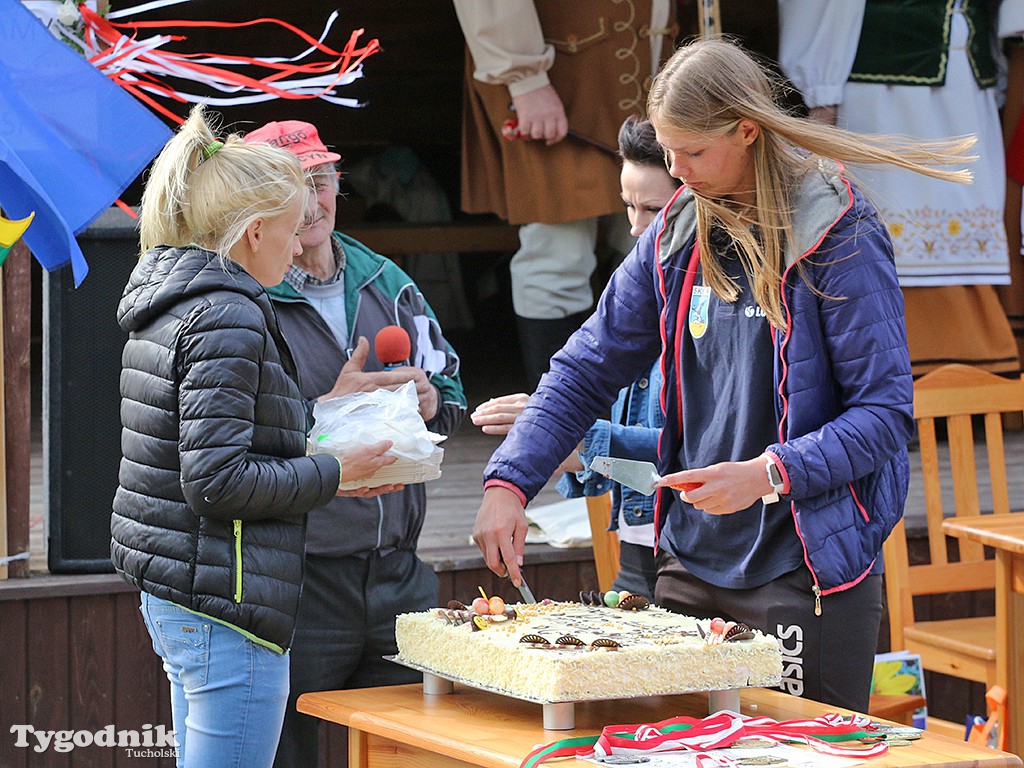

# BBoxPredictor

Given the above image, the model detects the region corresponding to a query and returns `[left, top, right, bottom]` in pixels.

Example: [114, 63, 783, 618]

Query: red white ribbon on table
[519, 710, 889, 768]
[53, 0, 379, 124]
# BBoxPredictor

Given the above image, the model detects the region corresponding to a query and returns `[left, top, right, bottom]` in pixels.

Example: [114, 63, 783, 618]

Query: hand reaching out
[471, 392, 530, 435]
[472, 392, 583, 474]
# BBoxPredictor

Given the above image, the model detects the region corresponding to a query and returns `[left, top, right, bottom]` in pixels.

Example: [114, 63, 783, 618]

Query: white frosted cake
[394, 597, 782, 703]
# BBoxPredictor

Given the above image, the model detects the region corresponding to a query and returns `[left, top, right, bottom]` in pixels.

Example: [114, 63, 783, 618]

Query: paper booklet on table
[872, 650, 927, 729]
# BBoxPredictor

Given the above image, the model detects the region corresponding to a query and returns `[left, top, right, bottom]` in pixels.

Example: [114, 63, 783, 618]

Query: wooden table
[943, 513, 1024, 754]
[298, 684, 1023, 768]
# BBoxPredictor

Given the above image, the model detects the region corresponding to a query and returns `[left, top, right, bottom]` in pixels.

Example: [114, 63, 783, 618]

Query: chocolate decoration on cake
[723, 623, 756, 642]
[520, 634, 550, 645]
[618, 594, 650, 611]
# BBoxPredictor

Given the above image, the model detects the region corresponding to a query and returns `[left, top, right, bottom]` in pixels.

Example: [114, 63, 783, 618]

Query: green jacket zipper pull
[233, 519, 243, 603]
[812, 584, 822, 616]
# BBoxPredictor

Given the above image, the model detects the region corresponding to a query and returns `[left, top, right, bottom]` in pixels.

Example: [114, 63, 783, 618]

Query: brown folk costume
[459, 1, 678, 226]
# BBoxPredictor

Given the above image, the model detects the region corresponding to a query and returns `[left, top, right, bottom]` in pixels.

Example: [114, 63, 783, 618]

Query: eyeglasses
[312, 176, 339, 194]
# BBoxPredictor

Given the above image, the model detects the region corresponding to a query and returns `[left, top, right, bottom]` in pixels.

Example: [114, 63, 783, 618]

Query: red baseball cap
[244, 120, 341, 170]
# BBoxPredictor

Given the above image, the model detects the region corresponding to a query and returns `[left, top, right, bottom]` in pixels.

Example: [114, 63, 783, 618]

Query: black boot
[516, 310, 591, 390]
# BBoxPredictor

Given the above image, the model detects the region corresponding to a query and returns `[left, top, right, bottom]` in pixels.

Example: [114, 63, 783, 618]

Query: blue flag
[0, 0, 171, 285]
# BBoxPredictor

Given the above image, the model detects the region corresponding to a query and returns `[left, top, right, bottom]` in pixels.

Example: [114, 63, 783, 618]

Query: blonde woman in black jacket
[112, 104, 396, 768]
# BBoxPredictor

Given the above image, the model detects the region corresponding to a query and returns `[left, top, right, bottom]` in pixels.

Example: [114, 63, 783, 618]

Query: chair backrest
[884, 364, 1024, 650]
[585, 493, 620, 593]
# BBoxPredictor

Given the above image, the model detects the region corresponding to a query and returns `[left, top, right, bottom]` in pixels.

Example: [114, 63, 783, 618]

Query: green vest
[849, 0, 997, 87]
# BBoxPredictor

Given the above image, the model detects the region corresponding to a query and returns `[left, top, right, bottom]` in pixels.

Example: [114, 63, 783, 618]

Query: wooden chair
[883, 364, 1024, 730]
[585, 493, 620, 592]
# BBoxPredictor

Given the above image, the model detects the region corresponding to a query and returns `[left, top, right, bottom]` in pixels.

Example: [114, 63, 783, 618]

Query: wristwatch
[762, 454, 784, 505]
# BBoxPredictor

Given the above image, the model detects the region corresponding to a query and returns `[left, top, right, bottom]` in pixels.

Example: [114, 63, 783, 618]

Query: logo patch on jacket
[689, 286, 711, 339]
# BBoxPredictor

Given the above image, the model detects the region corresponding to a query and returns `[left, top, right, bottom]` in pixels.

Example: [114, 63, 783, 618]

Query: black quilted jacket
[112, 245, 340, 651]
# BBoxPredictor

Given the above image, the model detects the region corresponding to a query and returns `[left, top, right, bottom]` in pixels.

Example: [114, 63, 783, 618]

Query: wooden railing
[342, 221, 519, 256]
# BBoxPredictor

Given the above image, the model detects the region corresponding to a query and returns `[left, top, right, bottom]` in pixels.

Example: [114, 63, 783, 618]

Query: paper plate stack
[337, 444, 444, 490]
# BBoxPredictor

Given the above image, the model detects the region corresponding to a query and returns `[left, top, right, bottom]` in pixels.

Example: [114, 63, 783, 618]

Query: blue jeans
[140, 592, 290, 768]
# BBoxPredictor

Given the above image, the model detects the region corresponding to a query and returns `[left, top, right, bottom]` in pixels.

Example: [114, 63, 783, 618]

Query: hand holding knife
[589, 456, 702, 495]
[474, 483, 531, 590]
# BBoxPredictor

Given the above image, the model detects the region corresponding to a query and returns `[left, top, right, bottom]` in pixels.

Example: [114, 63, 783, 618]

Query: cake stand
[387, 656, 744, 730]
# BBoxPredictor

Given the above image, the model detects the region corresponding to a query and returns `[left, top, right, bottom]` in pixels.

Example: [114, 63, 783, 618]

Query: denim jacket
[556, 362, 662, 531]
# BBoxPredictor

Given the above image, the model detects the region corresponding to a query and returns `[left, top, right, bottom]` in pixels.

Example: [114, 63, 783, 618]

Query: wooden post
[698, 0, 722, 39]
[2, 242, 32, 578]
[0, 267, 5, 580]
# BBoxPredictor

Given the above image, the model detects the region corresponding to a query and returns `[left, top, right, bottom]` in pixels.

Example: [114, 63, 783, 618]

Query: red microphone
[374, 325, 411, 370]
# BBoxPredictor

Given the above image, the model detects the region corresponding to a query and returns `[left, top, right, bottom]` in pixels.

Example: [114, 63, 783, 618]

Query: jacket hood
[657, 159, 854, 265]
[118, 245, 264, 333]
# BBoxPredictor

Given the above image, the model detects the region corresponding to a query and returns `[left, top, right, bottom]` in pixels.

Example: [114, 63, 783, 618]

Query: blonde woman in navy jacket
[472, 39, 975, 712]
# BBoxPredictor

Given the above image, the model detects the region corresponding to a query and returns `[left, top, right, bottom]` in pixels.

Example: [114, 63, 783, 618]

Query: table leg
[349, 728, 368, 768]
[423, 673, 455, 695]
[998, 551, 1024, 754]
[543, 702, 575, 730]
[709, 689, 741, 714]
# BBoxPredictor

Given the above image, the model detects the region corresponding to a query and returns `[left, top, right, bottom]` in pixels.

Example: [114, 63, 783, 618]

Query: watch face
[767, 462, 783, 486]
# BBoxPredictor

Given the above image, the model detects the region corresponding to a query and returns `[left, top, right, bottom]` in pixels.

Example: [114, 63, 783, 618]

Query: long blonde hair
[140, 104, 307, 258]
[647, 39, 975, 329]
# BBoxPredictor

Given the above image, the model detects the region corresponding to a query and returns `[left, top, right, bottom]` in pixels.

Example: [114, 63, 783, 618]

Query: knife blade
[589, 456, 703, 496]
[517, 576, 537, 604]
[589, 456, 660, 495]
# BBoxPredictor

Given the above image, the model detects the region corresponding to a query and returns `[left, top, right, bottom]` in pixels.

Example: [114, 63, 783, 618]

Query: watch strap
[762, 453, 784, 505]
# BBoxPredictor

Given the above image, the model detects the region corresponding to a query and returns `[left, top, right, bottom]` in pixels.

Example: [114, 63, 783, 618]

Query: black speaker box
[45, 208, 138, 573]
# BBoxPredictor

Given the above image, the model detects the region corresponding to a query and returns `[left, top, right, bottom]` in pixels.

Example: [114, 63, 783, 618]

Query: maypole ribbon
[51, 2, 380, 124]
[519, 710, 889, 768]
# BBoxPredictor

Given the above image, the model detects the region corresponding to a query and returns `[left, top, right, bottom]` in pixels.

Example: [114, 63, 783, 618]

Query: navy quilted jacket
[113, 245, 341, 651]
[485, 164, 913, 598]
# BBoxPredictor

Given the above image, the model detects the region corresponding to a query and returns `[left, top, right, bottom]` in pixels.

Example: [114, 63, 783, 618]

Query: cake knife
[516, 576, 537, 604]
[589, 456, 702, 496]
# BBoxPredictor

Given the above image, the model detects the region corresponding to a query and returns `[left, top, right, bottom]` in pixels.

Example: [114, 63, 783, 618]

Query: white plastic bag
[309, 381, 445, 489]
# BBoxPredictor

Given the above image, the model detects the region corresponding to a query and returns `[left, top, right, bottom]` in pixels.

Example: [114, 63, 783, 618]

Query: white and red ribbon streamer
[52, 0, 379, 123]
[518, 709, 890, 768]
[588, 711, 889, 761]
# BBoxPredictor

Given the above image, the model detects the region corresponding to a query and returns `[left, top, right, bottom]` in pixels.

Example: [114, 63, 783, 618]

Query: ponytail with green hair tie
[202, 140, 224, 160]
